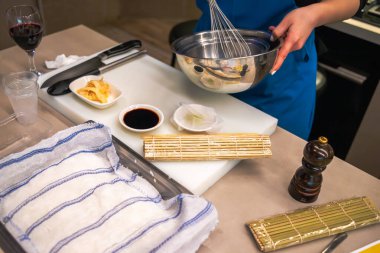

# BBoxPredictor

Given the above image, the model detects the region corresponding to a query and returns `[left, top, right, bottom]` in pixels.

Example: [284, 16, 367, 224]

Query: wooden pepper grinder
[288, 136, 334, 203]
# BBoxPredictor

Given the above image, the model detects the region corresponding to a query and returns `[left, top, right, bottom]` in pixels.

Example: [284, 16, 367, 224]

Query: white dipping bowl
[119, 104, 164, 132]
[69, 75, 122, 109]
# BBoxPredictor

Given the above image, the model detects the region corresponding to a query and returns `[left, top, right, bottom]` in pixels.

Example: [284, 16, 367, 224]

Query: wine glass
[6, 5, 44, 75]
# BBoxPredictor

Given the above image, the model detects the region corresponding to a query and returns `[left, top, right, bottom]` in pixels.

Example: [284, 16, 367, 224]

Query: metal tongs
[46, 49, 146, 96]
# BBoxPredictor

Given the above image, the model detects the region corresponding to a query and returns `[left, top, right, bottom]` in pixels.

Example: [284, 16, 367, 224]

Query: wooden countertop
[0, 25, 379, 253]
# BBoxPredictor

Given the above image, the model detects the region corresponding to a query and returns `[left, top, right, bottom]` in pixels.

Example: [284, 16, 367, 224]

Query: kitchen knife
[40, 40, 142, 89]
[47, 49, 147, 96]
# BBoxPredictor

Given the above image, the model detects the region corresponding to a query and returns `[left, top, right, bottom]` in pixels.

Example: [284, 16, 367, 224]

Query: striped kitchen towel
[0, 122, 218, 253]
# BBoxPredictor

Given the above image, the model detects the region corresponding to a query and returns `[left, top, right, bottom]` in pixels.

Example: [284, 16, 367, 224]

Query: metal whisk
[208, 0, 251, 59]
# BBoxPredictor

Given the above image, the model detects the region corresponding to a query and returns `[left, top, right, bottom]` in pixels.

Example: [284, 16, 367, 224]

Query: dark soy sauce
[123, 108, 159, 130]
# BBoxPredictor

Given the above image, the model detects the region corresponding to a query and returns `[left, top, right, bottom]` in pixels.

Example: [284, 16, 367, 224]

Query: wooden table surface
[0, 25, 379, 253]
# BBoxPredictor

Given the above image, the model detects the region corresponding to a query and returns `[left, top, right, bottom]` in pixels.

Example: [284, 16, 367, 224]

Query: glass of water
[3, 71, 38, 125]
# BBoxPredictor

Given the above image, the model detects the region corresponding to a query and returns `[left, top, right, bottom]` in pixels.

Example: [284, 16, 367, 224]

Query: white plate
[173, 104, 218, 132]
[69, 75, 122, 109]
[119, 104, 164, 132]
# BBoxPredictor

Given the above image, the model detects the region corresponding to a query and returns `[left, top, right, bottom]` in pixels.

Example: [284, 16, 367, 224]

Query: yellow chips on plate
[77, 78, 110, 103]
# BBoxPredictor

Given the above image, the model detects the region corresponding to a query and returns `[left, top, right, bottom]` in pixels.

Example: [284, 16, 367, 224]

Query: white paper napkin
[45, 54, 85, 69]
[0, 122, 218, 253]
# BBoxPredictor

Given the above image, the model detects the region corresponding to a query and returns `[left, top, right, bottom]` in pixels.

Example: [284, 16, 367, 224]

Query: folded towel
[45, 54, 85, 69]
[0, 122, 218, 253]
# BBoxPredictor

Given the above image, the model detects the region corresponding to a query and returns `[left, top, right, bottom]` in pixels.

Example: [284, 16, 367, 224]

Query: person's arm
[270, 0, 360, 74]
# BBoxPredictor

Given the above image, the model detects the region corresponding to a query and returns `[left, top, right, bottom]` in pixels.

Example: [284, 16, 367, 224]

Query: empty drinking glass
[3, 71, 39, 125]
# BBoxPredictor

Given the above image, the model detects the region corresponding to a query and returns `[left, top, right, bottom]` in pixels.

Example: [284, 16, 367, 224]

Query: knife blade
[40, 40, 142, 89]
[46, 49, 147, 96]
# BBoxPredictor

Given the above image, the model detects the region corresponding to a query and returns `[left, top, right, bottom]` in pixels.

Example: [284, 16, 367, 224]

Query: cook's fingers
[271, 19, 291, 41]
[269, 26, 276, 41]
[270, 38, 293, 74]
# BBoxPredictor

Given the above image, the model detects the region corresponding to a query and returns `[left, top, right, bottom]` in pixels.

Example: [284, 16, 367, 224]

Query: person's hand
[269, 7, 318, 74]
[269, 0, 359, 74]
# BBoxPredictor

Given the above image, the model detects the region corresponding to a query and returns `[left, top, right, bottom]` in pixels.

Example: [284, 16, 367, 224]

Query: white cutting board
[38, 54, 278, 195]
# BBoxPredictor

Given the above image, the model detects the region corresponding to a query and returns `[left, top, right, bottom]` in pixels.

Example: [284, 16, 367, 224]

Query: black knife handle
[98, 40, 142, 60]
[321, 233, 348, 253]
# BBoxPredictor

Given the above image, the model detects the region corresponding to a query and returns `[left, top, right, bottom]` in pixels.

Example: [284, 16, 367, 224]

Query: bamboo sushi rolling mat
[247, 196, 380, 252]
[143, 133, 271, 161]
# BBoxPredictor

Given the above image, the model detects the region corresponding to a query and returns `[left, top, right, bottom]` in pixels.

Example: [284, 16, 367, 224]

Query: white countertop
[344, 18, 380, 34]
[326, 18, 380, 45]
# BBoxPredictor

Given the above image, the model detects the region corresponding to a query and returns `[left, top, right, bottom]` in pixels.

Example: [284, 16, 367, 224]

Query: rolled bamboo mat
[143, 133, 271, 161]
[247, 196, 380, 252]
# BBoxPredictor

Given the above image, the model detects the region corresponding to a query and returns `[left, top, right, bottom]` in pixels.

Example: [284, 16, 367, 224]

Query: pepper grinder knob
[288, 136, 334, 203]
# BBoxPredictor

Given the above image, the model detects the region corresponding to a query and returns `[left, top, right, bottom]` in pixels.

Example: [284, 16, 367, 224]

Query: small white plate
[69, 75, 122, 109]
[119, 104, 164, 132]
[173, 104, 218, 132]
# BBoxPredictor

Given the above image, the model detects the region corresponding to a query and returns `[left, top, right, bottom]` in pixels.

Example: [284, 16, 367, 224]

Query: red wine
[123, 108, 159, 130]
[9, 23, 43, 51]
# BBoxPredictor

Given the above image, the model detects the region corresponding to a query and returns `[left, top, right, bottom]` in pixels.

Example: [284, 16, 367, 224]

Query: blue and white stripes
[0, 141, 113, 199]
[0, 122, 218, 253]
[3, 166, 115, 224]
[23, 176, 136, 238]
[0, 123, 105, 171]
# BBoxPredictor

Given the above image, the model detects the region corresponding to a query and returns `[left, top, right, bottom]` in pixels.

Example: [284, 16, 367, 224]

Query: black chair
[168, 20, 198, 67]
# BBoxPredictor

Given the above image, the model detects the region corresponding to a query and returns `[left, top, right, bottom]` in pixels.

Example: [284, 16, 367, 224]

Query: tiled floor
[92, 18, 188, 66]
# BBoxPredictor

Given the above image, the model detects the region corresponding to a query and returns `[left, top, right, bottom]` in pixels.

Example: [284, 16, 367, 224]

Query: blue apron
[195, 0, 317, 140]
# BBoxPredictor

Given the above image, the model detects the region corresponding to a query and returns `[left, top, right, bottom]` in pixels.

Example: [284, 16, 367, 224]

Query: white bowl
[119, 104, 164, 132]
[69, 75, 122, 109]
[173, 104, 218, 132]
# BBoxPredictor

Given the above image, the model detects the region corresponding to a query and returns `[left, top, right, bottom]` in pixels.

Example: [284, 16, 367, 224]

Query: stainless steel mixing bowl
[171, 30, 280, 93]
